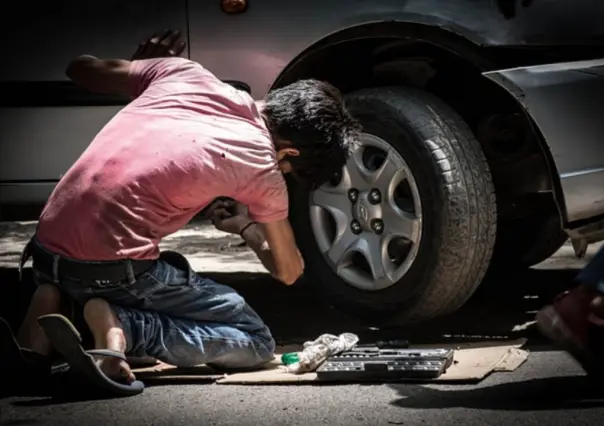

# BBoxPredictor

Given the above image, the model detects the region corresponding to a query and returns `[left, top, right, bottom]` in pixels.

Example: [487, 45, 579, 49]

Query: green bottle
[281, 352, 300, 366]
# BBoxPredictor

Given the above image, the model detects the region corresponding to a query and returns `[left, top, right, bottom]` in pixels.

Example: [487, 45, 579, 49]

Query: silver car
[2, 0, 604, 325]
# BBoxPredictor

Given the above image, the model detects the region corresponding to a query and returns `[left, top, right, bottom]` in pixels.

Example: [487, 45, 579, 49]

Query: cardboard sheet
[132, 339, 528, 385]
[133, 362, 225, 383]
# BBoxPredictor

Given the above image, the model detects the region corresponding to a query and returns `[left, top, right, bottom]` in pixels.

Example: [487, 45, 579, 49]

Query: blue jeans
[32, 246, 275, 369]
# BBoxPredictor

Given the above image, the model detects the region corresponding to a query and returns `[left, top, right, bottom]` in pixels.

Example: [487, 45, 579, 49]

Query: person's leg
[83, 298, 135, 383]
[536, 245, 604, 374]
[142, 252, 276, 366]
[87, 252, 273, 341]
[83, 296, 274, 378]
[75, 251, 274, 377]
[16, 283, 62, 356]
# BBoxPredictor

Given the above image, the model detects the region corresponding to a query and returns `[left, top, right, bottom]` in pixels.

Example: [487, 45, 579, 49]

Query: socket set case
[316, 348, 455, 381]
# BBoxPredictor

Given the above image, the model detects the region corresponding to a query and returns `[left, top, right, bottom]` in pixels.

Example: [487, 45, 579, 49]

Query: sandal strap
[86, 349, 127, 361]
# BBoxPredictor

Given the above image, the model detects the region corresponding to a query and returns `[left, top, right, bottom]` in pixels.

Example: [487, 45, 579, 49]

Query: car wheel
[289, 87, 497, 325]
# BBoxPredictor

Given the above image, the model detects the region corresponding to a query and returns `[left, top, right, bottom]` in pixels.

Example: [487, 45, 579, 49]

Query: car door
[0, 1, 187, 204]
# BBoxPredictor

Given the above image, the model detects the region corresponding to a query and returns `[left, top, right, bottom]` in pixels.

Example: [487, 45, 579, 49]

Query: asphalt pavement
[1, 221, 604, 425]
[2, 351, 601, 426]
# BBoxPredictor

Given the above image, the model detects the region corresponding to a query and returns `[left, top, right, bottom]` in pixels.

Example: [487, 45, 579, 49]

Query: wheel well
[273, 26, 562, 224]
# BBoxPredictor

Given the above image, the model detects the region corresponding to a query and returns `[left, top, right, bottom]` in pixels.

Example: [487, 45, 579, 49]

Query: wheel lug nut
[348, 189, 359, 203]
[371, 219, 384, 235]
[351, 220, 362, 234]
[369, 188, 381, 204]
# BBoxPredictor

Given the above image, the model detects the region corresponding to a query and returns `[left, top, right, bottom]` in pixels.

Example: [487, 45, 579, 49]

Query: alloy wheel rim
[309, 133, 423, 291]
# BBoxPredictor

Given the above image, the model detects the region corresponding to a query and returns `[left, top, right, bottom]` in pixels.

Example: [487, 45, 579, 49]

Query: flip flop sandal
[0, 317, 70, 376]
[37, 314, 144, 397]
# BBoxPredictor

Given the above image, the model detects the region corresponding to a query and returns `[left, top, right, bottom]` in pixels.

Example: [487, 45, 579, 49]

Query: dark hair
[264, 79, 361, 189]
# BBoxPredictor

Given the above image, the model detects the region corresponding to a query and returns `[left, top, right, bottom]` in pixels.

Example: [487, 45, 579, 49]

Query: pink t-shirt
[36, 57, 289, 261]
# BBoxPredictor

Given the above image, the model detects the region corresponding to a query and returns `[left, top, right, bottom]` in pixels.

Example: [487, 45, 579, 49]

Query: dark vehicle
[2, 0, 604, 325]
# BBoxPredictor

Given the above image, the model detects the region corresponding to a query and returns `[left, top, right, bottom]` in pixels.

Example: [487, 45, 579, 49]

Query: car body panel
[0, 1, 188, 82]
[483, 59, 604, 224]
[0, 106, 122, 182]
[0, 0, 187, 188]
[0, 183, 57, 205]
[188, 0, 604, 99]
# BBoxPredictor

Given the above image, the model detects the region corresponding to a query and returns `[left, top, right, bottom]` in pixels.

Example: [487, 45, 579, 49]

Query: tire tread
[346, 87, 497, 322]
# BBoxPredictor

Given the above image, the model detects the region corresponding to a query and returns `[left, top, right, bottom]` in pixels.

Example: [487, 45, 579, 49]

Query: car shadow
[388, 375, 604, 411]
[0, 216, 591, 349]
[0, 262, 583, 403]
[392, 266, 580, 348]
[0, 261, 581, 350]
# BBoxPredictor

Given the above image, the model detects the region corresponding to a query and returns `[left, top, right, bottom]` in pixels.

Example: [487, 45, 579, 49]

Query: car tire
[289, 87, 497, 325]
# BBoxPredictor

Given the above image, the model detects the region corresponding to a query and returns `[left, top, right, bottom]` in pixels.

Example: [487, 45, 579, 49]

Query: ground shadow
[0, 369, 127, 404]
[0, 262, 580, 349]
[389, 376, 604, 411]
[0, 419, 41, 426]
[0, 216, 588, 348]
[0, 206, 44, 222]
[7, 383, 147, 406]
[0, 259, 586, 403]
[0, 218, 590, 403]
[399, 266, 580, 346]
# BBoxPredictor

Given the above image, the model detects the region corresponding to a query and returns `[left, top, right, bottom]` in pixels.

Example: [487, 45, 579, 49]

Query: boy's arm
[65, 29, 186, 96]
[242, 175, 303, 285]
[207, 199, 303, 286]
[65, 56, 133, 95]
[242, 220, 304, 286]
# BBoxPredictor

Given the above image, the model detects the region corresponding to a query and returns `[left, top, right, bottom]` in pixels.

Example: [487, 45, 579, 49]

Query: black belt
[27, 239, 155, 282]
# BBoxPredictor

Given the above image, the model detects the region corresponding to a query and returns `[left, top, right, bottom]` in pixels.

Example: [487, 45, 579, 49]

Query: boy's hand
[131, 29, 186, 60]
[207, 199, 253, 235]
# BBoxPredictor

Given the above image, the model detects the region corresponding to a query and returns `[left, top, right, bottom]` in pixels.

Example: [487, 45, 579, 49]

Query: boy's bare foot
[83, 298, 136, 383]
[17, 284, 62, 356]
